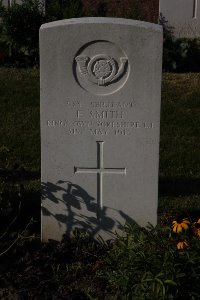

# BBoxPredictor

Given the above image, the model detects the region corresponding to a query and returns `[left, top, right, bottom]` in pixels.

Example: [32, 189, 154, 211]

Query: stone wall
[159, 0, 200, 38]
[1, 0, 160, 24]
[139, 0, 159, 23]
[83, 0, 159, 23]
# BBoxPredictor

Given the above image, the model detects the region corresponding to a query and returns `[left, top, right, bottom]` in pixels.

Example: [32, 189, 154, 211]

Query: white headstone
[160, 0, 200, 38]
[40, 18, 163, 241]
[2, 0, 22, 7]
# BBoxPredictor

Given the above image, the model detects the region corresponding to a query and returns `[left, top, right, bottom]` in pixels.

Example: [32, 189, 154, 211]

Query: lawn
[159, 73, 200, 220]
[0, 69, 200, 299]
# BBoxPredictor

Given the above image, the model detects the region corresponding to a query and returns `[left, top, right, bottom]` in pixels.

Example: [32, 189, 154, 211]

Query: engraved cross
[74, 141, 126, 219]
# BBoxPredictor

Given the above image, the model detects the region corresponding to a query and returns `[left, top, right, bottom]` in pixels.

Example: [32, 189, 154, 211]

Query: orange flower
[172, 218, 190, 233]
[177, 240, 189, 249]
[192, 218, 200, 237]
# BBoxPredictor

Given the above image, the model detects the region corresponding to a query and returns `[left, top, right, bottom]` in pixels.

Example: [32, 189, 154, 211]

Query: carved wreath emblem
[75, 55, 128, 86]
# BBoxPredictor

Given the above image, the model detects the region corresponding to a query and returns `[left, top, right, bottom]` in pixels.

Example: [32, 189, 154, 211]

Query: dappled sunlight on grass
[160, 73, 200, 178]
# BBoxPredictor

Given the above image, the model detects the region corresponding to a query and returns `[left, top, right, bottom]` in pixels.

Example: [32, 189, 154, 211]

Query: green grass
[0, 68, 40, 172]
[160, 73, 200, 178]
[0, 69, 200, 220]
[159, 73, 200, 218]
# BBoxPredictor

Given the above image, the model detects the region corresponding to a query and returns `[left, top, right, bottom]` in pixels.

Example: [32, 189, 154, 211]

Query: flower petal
[181, 223, 189, 230]
[183, 219, 190, 224]
[177, 225, 182, 233]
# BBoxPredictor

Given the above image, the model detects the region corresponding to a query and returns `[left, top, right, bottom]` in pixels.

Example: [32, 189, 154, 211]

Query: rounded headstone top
[40, 17, 163, 33]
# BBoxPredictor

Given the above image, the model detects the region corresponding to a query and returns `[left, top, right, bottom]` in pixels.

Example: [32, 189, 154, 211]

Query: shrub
[0, 0, 45, 67]
[45, 0, 84, 21]
[159, 13, 200, 72]
[173, 38, 200, 72]
[0, 0, 85, 66]
[100, 223, 200, 299]
[162, 37, 200, 73]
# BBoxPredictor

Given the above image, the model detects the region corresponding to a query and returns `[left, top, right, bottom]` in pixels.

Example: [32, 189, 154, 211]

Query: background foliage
[0, 0, 200, 70]
[0, 0, 45, 67]
[159, 13, 200, 72]
[45, 0, 84, 21]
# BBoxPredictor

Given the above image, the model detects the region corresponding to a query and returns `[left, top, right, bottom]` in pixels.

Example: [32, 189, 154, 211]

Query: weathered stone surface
[40, 18, 163, 241]
[160, 0, 200, 38]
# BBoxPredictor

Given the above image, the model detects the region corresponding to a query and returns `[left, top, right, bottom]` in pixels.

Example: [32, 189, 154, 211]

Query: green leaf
[164, 280, 177, 286]
[176, 273, 186, 278]
[155, 278, 164, 286]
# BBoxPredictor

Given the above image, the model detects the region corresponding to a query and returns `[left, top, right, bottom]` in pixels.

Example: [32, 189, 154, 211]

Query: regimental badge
[75, 55, 128, 86]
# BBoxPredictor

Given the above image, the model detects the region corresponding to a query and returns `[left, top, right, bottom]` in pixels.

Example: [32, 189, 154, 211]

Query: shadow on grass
[159, 176, 200, 197]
